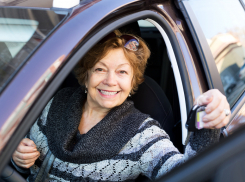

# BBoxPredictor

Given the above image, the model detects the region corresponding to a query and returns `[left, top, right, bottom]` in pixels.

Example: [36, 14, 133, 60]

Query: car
[239, 63, 245, 82]
[1, 0, 245, 181]
[221, 75, 237, 95]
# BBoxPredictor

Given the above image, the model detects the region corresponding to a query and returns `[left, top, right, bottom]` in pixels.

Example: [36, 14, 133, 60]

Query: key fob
[195, 106, 206, 130]
[186, 105, 206, 132]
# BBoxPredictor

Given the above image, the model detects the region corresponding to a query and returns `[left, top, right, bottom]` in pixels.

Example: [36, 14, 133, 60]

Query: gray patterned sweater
[13, 87, 220, 181]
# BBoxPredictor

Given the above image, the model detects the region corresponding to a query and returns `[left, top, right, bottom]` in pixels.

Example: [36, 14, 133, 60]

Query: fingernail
[202, 118, 208, 122]
[206, 95, 211, 100]
[33, 148, 37, 151]
[206, 108, 211, 113]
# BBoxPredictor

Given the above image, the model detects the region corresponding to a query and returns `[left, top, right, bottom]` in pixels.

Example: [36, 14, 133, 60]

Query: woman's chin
[99, 100, 123, 109]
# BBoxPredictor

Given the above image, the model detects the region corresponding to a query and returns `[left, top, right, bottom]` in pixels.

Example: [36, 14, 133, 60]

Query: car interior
[59, 20, 183, 152]
[1, 19, 183, 181]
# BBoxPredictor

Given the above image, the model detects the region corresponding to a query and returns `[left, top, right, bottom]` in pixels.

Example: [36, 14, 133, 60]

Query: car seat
[130, 75, 176, 144]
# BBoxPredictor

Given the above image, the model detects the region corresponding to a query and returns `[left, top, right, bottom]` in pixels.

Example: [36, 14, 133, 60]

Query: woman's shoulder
[119, 117, 171, 156]
[137, 117, 170, 140]
[139, 117, 162, 130]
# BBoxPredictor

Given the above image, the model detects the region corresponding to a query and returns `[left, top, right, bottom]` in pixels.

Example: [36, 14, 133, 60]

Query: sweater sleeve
[136, 117, 220, 180]
[11, 98, 53, 174]
[11, 158, 30, 174]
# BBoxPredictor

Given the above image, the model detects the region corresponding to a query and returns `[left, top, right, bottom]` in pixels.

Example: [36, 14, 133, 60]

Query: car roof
[0, 0, 54, 8]
[0, 0, 89, 9]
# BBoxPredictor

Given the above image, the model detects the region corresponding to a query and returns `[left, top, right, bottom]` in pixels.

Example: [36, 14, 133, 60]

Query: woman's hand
[195, 89, 230, 129]
[12, 138, 40, 168]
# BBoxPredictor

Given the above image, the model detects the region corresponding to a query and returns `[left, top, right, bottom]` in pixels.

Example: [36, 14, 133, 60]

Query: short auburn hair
[75, 30, 150, 94]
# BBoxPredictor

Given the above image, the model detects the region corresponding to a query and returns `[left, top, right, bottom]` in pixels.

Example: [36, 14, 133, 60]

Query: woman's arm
[138, 89, 230, 180]
[137, 119, 220, 180]
[11, 98, 53, 172]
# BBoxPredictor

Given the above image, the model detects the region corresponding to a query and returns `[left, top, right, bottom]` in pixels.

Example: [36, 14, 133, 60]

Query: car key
[184, 105, 206, 145]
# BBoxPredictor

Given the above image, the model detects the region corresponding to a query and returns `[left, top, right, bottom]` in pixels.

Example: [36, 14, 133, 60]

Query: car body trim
[146, 18, 187, 145]
[223, 92, 245, 137]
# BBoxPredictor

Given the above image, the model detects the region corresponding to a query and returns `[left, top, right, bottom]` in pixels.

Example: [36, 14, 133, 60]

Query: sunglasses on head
[99, 32, 139, 51]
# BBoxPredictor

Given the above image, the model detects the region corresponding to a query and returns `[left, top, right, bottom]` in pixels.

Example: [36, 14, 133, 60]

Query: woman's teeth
[99, 89, 118, 95]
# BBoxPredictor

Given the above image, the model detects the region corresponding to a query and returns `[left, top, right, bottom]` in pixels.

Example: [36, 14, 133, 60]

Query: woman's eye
[119, 70, 127, 74]
[95, 68, 103, 72]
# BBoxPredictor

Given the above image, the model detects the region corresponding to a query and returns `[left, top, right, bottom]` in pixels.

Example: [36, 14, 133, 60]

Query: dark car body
[1, 0, 245, 181]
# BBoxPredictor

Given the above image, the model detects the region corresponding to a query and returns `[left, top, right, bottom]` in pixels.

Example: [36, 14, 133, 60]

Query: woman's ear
[84, 71, 89, 87]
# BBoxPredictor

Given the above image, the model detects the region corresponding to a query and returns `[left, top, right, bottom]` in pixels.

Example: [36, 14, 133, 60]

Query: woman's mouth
[98, 89, 120, 97]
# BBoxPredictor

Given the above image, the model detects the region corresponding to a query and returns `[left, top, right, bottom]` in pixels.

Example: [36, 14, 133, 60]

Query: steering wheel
[1, 165, 26, 182]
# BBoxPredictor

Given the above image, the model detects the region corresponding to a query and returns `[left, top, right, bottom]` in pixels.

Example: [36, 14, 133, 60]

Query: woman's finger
[196, 89, 225, 115]
[212, 116, 230, 129]
[12, 150, 39, 168]
[202, 96, 226, 123]
[14, 154, 39, 165]
[17, 141, 37, 153]
[17, 145, 37, 153]
[14, 150, 40, 161]
[195, 94, 213, 106]
[14, 160, 36, 169]
[203, 110, 226, 128]
[21, 138, 36, 147]
[204, 90, 225, 114]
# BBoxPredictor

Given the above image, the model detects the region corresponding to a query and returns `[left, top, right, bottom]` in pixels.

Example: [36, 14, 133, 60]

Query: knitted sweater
[13, 87, 220, 181]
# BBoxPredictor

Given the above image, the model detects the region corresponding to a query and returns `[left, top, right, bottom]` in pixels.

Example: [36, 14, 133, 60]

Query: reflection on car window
[188, 0, 245, 107]
[0, 8, 67, 93]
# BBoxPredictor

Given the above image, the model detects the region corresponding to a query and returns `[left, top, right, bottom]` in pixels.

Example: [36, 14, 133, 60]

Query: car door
[0, 0, 147, 176]
[155, 0, 245, 181]
[177, 0, 245, 137]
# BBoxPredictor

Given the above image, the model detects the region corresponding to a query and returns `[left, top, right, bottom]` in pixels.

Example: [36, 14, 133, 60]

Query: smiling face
[85, 48, 133, 111]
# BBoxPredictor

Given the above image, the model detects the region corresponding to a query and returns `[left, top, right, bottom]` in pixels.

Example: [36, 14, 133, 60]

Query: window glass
[0, 8, 67, 93]
[188, 0, 245, 106]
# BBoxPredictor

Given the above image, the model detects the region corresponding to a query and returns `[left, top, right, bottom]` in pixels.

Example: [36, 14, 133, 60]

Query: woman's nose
[103, 72, 117, 86]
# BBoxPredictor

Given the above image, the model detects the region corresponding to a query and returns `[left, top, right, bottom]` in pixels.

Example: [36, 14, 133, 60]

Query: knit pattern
[27, 116, 182, 181]
[12, 87, 220, 181]
[45, 87, 150, 164]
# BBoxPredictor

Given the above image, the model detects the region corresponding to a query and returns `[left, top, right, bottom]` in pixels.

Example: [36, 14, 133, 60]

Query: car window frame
[239, 0, 245, 9]
[0, 10, 193, 173]
[177, 1, 225, 93]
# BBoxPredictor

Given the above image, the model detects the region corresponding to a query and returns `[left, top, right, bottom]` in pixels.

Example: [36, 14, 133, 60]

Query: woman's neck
[78, 101, 110, 134]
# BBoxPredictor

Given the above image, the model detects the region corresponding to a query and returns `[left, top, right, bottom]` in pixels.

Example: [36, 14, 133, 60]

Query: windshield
[0, 8, 67, 92]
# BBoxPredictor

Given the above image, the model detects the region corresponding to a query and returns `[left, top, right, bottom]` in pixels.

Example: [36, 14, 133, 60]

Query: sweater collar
[45, 87, 148, 164]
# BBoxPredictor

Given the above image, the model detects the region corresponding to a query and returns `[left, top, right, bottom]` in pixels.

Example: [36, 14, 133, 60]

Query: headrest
[119, 22, 141, 37]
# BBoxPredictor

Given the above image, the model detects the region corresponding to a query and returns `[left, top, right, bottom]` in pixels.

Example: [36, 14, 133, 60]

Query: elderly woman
[12, 30, 230, 181]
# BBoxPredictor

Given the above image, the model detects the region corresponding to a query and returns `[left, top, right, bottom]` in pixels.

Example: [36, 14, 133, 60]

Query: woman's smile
[97, 89, 120, 98]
